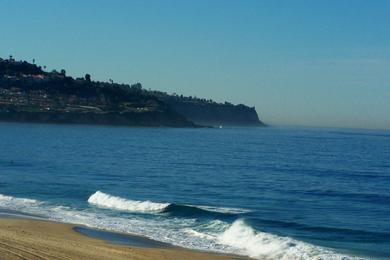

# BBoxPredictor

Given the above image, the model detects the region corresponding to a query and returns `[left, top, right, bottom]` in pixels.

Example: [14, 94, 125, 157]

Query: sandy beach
[0, 218, 238, 260]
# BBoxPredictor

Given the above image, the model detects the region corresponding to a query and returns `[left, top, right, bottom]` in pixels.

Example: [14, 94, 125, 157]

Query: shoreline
[0, 212, 247, 260]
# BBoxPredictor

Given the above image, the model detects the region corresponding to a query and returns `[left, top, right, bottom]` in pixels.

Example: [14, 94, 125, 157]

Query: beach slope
[0, 218, 233, 260]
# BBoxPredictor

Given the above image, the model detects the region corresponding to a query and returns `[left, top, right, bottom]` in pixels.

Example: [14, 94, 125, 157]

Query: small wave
[87, 191, 169, 213]
[0, 193, 40, 207]
[0, 160, 33, 167]
[253, 218, 390, 242]
[329, 131, 390, 139]
[161, 204, 240, 219]
[218, 219, 353, 260]
[302, 189, 390, 204]
[0, 193, 44, 219]
[194, 205, 250, 214]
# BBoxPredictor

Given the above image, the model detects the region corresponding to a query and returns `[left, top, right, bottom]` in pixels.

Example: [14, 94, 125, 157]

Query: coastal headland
[0, 57, 264, 127]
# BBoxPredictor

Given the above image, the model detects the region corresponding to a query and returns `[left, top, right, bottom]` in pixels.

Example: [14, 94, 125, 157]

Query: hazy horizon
[1, 0, 389, 130]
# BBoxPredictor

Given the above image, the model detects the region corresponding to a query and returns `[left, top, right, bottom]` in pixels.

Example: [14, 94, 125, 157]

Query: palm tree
[85, 74, 91, 83]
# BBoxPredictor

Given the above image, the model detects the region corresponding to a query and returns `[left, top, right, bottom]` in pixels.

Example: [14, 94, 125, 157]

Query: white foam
[0, 193, 359, 260]
[0, 193, 41, 208]
[195, 205, 251, 214]
[184, 228, 216, 240]
[218, 219, 354, 260]
[87, 191, 169, 213]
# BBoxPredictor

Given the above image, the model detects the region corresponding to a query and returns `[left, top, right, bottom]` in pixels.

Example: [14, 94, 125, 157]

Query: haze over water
[0, 122, 389, 259]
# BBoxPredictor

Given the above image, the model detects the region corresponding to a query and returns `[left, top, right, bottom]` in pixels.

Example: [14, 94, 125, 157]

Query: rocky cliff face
[160, 98, 265, 127]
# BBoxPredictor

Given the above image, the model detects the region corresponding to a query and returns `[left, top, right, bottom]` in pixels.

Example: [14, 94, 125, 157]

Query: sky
[1, 0, 389, 129]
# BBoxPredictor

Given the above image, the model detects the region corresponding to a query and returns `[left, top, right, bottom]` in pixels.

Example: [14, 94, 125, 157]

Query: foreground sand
[0, 218, 239, 260]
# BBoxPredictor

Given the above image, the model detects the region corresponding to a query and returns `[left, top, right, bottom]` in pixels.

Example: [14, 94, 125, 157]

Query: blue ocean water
[0, 122, 389, 259]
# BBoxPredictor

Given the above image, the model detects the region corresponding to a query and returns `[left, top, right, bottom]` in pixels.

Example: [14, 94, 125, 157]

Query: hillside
[0, 57, 265, 127]
[0, 57, 193, 127]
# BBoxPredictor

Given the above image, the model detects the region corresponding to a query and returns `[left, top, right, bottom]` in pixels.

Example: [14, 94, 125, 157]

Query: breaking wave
[87, 191, 248, 217]
[88, 191, 169, 213]
[218, 219, 353, 260]
[0, 193, 357, 259]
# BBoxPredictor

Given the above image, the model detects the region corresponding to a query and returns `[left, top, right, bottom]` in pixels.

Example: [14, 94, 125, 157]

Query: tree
[60, 69, 66, 76]
[85, 73, 91, 83]
[130, 83, 142, 90]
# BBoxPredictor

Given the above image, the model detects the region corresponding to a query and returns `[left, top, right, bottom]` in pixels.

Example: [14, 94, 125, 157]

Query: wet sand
[0, 218, 241, 260]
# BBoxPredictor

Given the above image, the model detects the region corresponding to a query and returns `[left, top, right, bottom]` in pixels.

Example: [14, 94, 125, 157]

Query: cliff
[153, 93, 265, 127]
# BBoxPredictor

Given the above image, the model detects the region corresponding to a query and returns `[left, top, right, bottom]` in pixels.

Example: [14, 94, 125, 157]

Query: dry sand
[0, 218, 241, 260]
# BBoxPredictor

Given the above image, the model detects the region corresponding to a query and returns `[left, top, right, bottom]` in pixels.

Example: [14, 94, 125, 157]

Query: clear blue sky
[1, 0, 389, 129]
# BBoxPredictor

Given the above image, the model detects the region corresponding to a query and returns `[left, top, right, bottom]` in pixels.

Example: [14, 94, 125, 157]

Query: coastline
[0, 110, 197, 128]
[0, 215, 245, 260]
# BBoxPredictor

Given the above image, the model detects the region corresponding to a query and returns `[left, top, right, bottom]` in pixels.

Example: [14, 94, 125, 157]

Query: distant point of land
[0, 56, 265, 127]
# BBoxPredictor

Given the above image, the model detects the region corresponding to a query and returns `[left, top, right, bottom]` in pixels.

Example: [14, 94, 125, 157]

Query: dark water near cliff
[0, 122, 389, 259]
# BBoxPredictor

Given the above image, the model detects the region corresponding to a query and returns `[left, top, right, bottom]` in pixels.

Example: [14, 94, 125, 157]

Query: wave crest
[88, 191, 248, 216]
[87, 191, 169, 213]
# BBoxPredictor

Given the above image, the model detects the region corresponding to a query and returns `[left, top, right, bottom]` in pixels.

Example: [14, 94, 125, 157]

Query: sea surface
[0, 122, 389, 259]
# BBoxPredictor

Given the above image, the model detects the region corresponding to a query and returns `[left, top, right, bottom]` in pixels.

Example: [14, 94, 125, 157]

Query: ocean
[0, 122, 389, 259]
